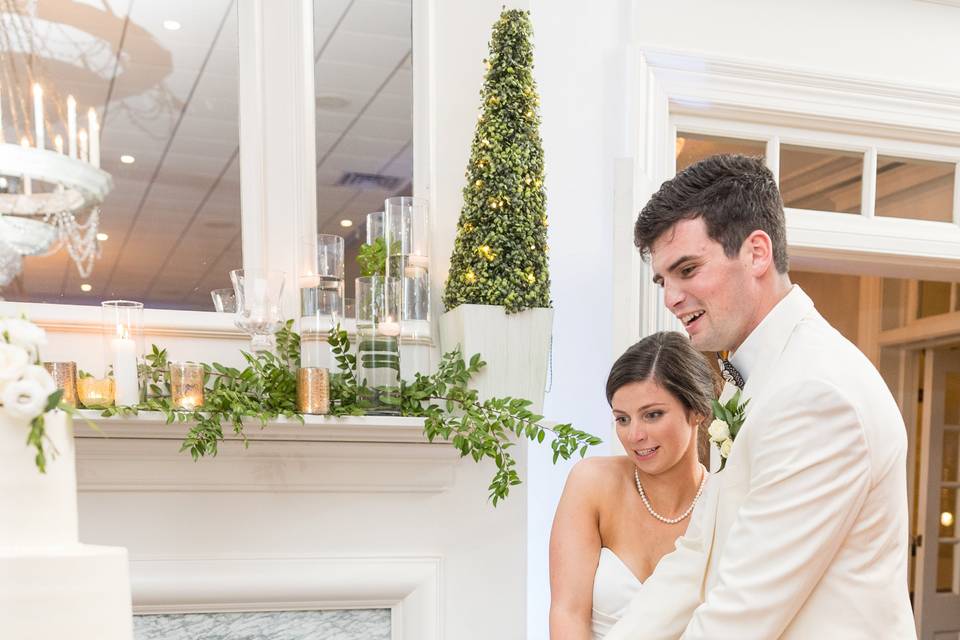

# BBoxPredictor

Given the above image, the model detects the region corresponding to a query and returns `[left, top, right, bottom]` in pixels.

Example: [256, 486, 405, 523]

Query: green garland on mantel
[99, 321, 600, 505]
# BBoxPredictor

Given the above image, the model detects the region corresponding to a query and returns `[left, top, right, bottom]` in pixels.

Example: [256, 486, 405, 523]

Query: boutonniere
[708, 389, 749, 471]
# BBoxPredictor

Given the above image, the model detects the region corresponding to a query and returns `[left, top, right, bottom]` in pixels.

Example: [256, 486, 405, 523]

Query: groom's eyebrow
[652, 255, 698, 285]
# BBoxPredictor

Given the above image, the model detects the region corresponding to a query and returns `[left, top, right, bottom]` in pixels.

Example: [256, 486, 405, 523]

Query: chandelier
[0, 0, 112, 287]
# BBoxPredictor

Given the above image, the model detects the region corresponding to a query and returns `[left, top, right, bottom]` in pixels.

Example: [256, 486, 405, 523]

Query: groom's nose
[664, 282, 685, 309]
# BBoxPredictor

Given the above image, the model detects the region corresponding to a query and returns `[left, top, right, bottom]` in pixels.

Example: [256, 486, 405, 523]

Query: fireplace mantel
[73, 411, 460, 494]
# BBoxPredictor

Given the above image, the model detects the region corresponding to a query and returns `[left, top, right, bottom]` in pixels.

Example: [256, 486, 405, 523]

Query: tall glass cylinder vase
[299, 234, 344, 369]
[366, 211, 384, 246]
[385, 196, 431, 379]
[101, 300, 143, 406]
[355, 276, 401, 415]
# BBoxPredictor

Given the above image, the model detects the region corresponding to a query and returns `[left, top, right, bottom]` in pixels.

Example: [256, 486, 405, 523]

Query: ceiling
[0, 0, 412, 310]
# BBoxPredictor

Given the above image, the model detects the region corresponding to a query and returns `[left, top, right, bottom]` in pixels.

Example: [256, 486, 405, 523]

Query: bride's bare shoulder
[565, 455, 633, 490]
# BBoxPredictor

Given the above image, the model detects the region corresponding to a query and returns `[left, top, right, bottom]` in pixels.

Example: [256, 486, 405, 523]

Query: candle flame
[20, 136, 29, 147]
[115, 323, 129, 339]
[32, 83, 42, 98]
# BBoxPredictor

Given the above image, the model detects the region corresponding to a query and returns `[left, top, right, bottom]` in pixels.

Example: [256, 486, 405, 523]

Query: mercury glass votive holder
[43, 361, 78, 407]
[170, 362, 205, 410]
[297, 367, 330, 415]
[77, 377, 115, 408]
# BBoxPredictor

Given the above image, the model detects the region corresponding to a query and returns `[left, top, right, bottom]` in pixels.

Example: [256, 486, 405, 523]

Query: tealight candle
[77, 377, 115, 408]
[378, 320, 401, 337]
[297, 367, 330, 415]
[170, 362, 205, 410]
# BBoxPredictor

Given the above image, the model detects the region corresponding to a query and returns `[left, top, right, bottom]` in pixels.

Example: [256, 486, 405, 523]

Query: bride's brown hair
[606, 332, 718, 456]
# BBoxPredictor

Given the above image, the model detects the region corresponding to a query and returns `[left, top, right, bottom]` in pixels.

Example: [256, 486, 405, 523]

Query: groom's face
[650, 217, 752, 352]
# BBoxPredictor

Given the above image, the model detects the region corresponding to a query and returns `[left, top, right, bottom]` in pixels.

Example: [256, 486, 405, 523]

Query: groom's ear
[742, 229, 775, 277]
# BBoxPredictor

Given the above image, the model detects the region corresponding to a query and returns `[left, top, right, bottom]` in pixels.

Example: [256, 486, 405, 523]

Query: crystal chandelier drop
[0, 0, 112, 287]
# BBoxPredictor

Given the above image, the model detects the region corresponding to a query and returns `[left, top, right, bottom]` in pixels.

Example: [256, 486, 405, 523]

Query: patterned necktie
[717, 352, 745, 390]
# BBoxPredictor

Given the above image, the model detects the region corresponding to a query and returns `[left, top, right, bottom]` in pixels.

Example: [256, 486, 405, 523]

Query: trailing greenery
[98, 322, 600, 505]
[442, 9, 550, 314]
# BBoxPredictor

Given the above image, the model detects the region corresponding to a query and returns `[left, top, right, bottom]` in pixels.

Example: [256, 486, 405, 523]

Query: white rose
[1, 378, 48, 421]
[707, 418, 730, 443]
[0, 318, 47, 352]
[0, 343, 29, 389]
[720, 438, 734, 458]
[21, 365, 56, 395]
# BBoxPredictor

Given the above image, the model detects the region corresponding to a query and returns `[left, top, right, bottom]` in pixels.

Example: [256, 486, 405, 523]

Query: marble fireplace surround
[132, 554, 439, 640]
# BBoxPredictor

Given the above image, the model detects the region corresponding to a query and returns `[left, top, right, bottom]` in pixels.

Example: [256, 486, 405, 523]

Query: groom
[606, 155, 916, 639]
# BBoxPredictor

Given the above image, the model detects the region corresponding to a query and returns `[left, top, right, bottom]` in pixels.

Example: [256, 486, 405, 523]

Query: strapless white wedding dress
[591, 547, 643, 638]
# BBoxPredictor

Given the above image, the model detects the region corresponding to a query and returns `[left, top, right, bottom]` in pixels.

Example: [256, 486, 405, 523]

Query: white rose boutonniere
[709, 389, 749, 471]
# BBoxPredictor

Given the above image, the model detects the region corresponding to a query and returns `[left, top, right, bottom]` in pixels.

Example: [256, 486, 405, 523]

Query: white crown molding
[639, 46, 960, 145]
[915, 0, 960, 7]
[131, 554, 441, 640]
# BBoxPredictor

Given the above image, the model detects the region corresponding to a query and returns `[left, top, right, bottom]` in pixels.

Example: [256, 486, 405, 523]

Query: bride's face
[612, 378, 700, 475]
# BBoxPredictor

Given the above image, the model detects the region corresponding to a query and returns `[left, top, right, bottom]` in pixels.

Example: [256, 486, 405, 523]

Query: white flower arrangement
[0, 316, 64, 472]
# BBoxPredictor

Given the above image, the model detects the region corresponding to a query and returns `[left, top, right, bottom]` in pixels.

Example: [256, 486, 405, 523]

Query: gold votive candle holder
[43, 361, 78, 407]
[170, 362, 205, 410]
[77, 377, 115, 408]
[297, 367, 330, 415]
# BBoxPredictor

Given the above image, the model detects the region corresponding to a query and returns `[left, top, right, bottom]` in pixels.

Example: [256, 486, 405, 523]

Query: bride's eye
[644, 411, 663, 421]
[614, 415, 629, 425]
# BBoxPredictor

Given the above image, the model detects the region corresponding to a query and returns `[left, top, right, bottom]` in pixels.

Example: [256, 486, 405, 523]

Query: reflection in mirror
[876, 156, 955, 223]
[314, 0, 412, 307]
[675, 132, 765, 173]
[0, 1, 242, 311]
[780, 144, 863, 214]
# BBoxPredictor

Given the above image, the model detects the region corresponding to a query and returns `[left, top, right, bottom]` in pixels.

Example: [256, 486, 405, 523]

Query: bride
[549, 331, 715, 639]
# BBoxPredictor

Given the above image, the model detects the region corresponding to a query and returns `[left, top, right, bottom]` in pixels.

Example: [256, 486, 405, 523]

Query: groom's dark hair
[635, 154, 789, 273]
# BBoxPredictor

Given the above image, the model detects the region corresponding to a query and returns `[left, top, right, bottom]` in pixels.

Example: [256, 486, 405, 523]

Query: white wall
[634, 0, 960, 91]
[526, 1, 633, 637]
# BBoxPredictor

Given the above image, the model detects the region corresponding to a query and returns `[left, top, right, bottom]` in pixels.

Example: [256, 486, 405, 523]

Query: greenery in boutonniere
[100, 322, 600, 505]
[708, 389, 749, 471]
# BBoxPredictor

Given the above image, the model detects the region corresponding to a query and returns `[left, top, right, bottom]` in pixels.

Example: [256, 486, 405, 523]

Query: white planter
[439, 304, 553, 414]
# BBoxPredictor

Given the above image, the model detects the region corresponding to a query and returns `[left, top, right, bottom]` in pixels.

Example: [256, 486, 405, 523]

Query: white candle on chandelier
[78, 129, 88, 163]
[20, 137, 31, 195]
[87, 108, 100, 168]
[54, 134, 63, 155]
[67, 95, 77, 159]
[32, 83, 44, 149]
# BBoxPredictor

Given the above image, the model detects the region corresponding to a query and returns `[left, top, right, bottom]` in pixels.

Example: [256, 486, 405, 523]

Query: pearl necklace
[634, 466, 707, 525]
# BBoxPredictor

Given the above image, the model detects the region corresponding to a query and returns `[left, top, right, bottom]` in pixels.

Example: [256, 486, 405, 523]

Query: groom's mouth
[680, 310, 705, 331]
[634, 446, 660, 460]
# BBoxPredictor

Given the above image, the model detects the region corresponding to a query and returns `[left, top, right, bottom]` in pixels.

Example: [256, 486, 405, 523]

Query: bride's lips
[634, 446, 660, 461]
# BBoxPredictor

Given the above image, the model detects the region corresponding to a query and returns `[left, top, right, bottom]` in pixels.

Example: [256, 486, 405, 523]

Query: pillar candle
[67, 95, 77, 159]
[32, 83, 43, 149]
[110, 325, 139, 405]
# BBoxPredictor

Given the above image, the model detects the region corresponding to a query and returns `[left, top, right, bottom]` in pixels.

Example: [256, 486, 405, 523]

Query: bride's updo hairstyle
[605, 331, 716, 423]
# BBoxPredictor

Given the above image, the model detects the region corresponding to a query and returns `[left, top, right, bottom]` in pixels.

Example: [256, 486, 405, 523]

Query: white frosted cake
[0, 410, 133, 639]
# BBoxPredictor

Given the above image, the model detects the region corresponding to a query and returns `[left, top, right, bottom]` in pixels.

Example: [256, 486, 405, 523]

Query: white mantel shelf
[72, 411, 461, 494]
[73, 410, 434, 444]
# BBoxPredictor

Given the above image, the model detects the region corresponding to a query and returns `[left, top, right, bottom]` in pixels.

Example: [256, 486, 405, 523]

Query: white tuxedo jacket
[606, 286, 916, 639]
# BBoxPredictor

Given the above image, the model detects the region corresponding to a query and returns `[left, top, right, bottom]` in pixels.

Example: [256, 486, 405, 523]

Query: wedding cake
[0, 410, 134, 639]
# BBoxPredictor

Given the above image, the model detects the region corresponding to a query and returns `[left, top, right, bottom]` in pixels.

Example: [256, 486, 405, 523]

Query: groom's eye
[681, 265, 696, 277]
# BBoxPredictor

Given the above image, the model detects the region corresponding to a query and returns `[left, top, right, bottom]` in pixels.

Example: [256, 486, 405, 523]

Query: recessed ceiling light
[96, 232, 108, 241]
[80, 283, 92, 292]
[339, 219, 353, 228]
[120, 154, 135, 164]
[163, 20, 181, 31]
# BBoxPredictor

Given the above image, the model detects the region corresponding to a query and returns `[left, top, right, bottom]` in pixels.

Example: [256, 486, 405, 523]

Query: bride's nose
[625, 422, 647, 444]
